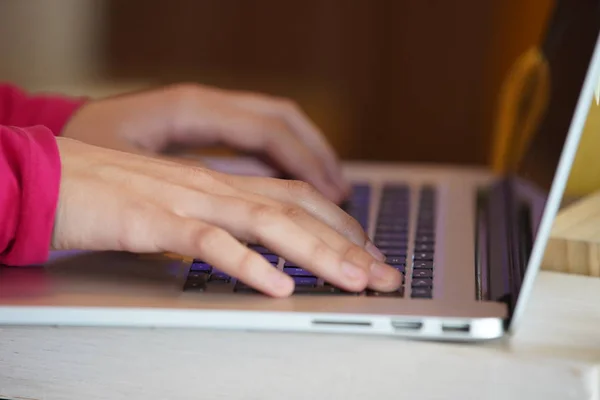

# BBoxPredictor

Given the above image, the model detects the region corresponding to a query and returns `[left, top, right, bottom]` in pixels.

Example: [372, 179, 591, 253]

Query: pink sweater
[0, 83, 85, 266]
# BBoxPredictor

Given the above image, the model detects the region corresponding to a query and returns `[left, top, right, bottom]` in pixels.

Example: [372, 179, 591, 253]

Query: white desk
[0, 271, 599, 400]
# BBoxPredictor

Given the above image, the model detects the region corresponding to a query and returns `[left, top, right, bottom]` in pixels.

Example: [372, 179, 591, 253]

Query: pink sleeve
[0, 83, 86, 136]
[0, 83, 83, 266]
[0, 125, 60, 266]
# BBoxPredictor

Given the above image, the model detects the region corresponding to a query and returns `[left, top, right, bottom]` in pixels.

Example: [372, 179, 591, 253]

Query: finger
[138, 162, 385, 262]
[146, 164, 375, 254]
[172, 194, 371, 292]
[169, 89, 345, 202]
[230, 93, 349, 195]
[110, 166, 397, 292]
[254, 202, 401, 292]
[155, 183, 399, 291]
[217, 110, 343, 202]
[223, 175, 385, 259]
[217, 184, 400, 292]
[274, 101, 349, 194]
[157, 213, 294, 297]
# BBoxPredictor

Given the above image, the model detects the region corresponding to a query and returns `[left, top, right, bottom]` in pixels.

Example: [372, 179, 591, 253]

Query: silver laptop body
[1, 1, 599, 342]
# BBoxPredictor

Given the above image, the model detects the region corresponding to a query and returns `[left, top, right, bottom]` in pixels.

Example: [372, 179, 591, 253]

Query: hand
[53, 137, 400, 297]
[62, 83, 349, 202]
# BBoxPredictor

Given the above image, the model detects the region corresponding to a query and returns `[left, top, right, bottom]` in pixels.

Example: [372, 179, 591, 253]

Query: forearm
[0, 125, 60, 265]
[0, 83, 86, 136]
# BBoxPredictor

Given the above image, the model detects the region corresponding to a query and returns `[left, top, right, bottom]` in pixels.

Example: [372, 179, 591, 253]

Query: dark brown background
[102, 0, 554, 165]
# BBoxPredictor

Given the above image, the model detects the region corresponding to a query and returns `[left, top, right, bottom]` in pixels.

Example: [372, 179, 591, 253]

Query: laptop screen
[503, 0, 600, 325]
[515, 1, 600, 197]
[508, 0, 600, 247]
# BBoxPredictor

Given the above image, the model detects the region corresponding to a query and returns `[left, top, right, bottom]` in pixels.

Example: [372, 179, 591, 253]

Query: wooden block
[541, 190, 600, 277]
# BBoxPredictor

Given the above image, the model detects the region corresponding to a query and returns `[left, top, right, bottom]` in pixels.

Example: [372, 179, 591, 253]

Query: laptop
[0, 1, 599, 342]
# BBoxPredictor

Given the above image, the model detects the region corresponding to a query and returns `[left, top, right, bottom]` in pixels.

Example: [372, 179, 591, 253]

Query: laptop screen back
[507, 0, 600, 328]
[516, 0, 600, 196]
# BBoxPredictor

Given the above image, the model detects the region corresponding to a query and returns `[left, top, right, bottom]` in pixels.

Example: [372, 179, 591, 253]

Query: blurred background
[0, 0, 598, 195]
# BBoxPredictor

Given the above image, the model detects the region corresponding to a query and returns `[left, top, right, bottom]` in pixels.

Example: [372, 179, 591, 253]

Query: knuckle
[190, 167, 216, 185]
[285, 179, 318, 198]
[194, 225, 228, 254]
[236, 250, 260, 278]
[339, 213, 365, 239]
[260, 118, 288, 137]
[182, 166, 230, 193]
[311, 241, 332, 264]
[243, 118, 280, 149]
[249, 204, 281, 225]
[343, 243, 369, 265]
[281, 205, 305, 221]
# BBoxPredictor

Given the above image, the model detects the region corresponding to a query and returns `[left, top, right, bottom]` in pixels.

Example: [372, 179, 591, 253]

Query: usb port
[441, 322, 470, 333]
[391, 320, 423, 331]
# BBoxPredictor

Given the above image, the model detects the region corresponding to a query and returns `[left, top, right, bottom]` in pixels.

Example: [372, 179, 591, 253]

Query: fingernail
[341, 261, 367, 281]
[270, 270, 293, 293]
[365, 241, 386, 262]
[370, 262, 398, 282]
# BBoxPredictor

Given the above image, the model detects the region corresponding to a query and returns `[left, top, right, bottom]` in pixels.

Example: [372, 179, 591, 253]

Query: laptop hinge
[478, 178, 529, 323]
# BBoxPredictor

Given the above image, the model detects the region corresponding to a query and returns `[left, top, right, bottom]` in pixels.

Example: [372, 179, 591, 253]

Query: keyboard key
[388, 264, 406, 273]
[183, 274, 208, 292]
[183, 279, 207, 292]
[380, 205, 408, 212]
[375, 233, 408, 241]
[413, 261, 434, 269]
[411, 278, 433, 288]
[352, 184, 371, 194]
[293, 277, 318, 287]
[414, 252, 434, 261]
[367, 288, 404, 297]
[209, 271, 231, 283]
[261, 254, 280, 264]
[380, 248, 407, 257]
[374, 240, 408, 248]
[415, 234, 435, 242]
[377, 225, 409, 233]
[412, 269, 433, 278]
[377, 220, 408, 227]
[378, 206, 408, 214]
[190, 262, 212, 273]
[414, 243, 435, 252]
[249, 246, 273, 254]
[382, 186, 409, 194]
[284, 267, 315, 277]
[386, 256, 406, 264]
[411, 287, 433, 299]
[416, 222, 434, 229]
[378, 207, 408, 215]
[187, 271, 208, 280]
[284, 260, 298, 268]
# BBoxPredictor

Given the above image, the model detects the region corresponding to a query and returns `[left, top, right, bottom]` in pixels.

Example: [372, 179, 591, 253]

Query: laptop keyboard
[411, 187, 435, 299]
[184, 183, 436, 298]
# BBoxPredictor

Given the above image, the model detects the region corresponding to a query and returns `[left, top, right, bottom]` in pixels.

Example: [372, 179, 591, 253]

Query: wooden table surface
[0, 271, 599, 400]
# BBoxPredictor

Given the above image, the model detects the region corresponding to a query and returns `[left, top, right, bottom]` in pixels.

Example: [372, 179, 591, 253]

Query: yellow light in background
[565, 97, 600, 197]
